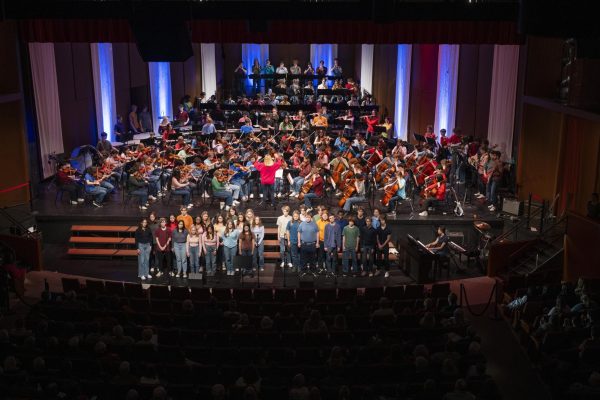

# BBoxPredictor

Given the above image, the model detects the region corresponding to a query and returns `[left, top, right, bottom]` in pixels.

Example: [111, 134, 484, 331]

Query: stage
[32, 180, 504, 289]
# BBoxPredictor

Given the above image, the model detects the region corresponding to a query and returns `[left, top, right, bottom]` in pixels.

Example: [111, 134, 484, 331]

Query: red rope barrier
[0, 182, 29, 195]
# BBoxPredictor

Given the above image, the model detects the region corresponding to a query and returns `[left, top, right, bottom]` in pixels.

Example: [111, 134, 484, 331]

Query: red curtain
[559, 118, 583, 214]
[19, 19, 521, 44]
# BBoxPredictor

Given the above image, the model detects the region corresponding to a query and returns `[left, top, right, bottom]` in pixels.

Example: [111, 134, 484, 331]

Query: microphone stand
[282, 242, 288, 288]
[256, 233, 261, 288]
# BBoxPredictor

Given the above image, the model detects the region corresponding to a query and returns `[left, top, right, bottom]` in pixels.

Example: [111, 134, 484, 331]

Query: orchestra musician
[251, 58, 261, 94]
[316, 60, 327, 78]
[290, 59, 301, 75]
[254, 154, 282, 207]
[385, 168, 407, 216]
[300, 167, 324, 210]
[175, 104, 190, 126]
[212, 170, 235, 211]
[342, 173, 367, 213]
[418, 171, 447, 217]
[56, 163, 84, 205]
[311, 110, 328, 129]
[485, 150, 503, 213]
[331, 58, 343, 77]
[261, 59, 275, 92]
[425, 226, 450, 258]
[83, 167, 109, 207]
[128, 165, 150, 210]
[362, 110, 379, 139]
[96, 131, 113, 153]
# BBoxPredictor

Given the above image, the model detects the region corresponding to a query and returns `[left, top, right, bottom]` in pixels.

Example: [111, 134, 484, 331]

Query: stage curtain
[29, 43, 65, 179]
[201, 43, 217, 98]
[360, 44, 374, 95]
[90, 43, 117, 143]
[434, 45, 460, 140]
[19, 19, 521, 45]
[487, 45, 519, 159]
[394, 44, 412, 140]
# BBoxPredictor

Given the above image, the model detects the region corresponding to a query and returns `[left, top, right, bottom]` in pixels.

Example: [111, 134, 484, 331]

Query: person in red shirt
[154, 218, 172, 277]
[424, 125, 436, 140]
[175, 105, 190, 126]
[174, 136, 186, 151]
[363, 110, 379, 139]
[301, 167, 324, 210]
[419, 174, 447, 217]
[254, 153, 282, 207]
[56, 164, 84, 204]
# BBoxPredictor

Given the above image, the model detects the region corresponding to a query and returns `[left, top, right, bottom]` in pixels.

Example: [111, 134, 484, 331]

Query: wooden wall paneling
[220, 43, 242, 98]
[184, 45, 201, 97]
[0, 22, 20, 95]
[0, 101, 29, 206]
[170, 61, 185, 113]
[354, 44, 362, 85]
[408, 44, 438, 140]
[337, 44, 355, 81]
[517, 104, 564, 201]
[524, 36, 563, 99]
[475, 45, 493, 138]
[54, 43, 97, 151]
[564, 213, 600, 281]
[371, 44, 398, 119]
[573, 118, 600, 214]
[455, 44, 478, 137]
[112, 43, 131, 124]
[269, 44, 310, 69]
[127, 43, 150, 114]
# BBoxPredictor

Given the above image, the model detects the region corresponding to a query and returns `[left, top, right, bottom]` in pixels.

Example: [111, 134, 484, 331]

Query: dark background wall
[408, 44, 438, 137]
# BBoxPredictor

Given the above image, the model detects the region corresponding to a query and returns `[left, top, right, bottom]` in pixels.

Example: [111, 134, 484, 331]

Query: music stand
[235, 255, 255, 287]
[413, 133, 426, 143]
[426, 137, 437, 148]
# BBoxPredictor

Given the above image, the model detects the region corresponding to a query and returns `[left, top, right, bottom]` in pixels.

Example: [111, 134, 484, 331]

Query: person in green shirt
[211, 170, 234, 210]
[342, 217, 360, 275]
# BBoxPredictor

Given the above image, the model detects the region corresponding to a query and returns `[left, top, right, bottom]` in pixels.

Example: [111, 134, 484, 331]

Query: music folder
[413, 133, 426, 142]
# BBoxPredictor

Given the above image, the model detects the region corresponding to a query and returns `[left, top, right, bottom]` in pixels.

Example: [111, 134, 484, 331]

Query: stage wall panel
[371, 44, 397, 118]
[408, 44, 438, 138]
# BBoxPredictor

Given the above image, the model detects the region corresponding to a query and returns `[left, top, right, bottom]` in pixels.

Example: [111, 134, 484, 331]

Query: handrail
[0, 207, 36, 239]
[492, 204, 544, 244]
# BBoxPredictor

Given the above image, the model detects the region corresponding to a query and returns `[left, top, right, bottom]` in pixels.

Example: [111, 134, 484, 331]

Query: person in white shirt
[276, 206, 293, 268]
[276, 61, 288, 74]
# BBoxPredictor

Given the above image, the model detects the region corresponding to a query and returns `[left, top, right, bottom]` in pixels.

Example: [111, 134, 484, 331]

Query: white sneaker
[169, 272, 175, 277]
[249, 194, 254, 199]
[489, 206, 496, 212]
[242, 196, 248, 202]
[260, 268, 265, 272]
[225, 206, 231, 211]
[280, 261, 285, 268]
[70, 201, 78, 205]
[235, 268, 240, 272]
[287, 263, 293, 268]
[187, 203, 194, 209]
[233, 200, 240, 206]
[140, 276, 146, 280]
[202, 192, 210, 198]
[77, 198, 85, 203]
[148, 195, 157, 201]
[384, 271, 390, 278]
[92, 201, 103, 208]
[156, 272, 163, 277]
[259, 194, 263, 198]
[419, 211, 428, 217]
[139, 206, 148, 210]
[220, 202, 225, 210]
[183, 273, 187, 278]
[150, 268, 156, 273]
[146, 275, 152, 279]
[157, 192, 164, 198]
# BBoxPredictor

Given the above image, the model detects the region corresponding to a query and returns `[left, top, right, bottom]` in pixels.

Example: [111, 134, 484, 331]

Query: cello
[297, 168, 316, 201]
[338, 175, 364, 207]
[381, 180, 399, 207]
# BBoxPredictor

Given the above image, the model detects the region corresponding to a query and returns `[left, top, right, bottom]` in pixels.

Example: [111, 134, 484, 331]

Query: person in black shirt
[135, 219, 153, 280]
[360, 216, 377, 277]
[354, 207, 367, 230]
[375, 216, 392, 278]
[426, 226, 449, 257]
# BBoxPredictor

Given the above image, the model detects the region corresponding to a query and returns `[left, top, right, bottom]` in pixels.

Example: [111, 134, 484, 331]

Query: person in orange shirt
[312, 112, 328, 129]
[176, 206, 194, 231]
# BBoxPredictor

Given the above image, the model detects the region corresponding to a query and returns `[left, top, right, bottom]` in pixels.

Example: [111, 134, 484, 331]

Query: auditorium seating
[500, 276, 600, 399]
[0, 280, 499, 400]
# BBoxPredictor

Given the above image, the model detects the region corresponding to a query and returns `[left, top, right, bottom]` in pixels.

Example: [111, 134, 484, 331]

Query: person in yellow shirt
[316, 210, 329, 272]
[176, 206, 194, 231]
[312, 113, 328, 129]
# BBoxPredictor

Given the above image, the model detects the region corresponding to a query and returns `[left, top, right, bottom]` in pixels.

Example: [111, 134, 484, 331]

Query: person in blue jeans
[171, 221, 188, 278]
[171, 169, 193, 208]
[276, 206, 292, 268]
[128, 169, 149, 210]
[286, 210, 302, 270]
[342, 217, 360, 276]
[134, 218, 153, 280]
[212, 170, 234, 210]
[238, 224, 255, 275]
[186, 225, 202, 274]
[202, 224, 219, 276]
[251, 216, 265, 272]
[323, 214, 342, 275]
[222, 220, 241, 276]
[84, 168, 109, 207]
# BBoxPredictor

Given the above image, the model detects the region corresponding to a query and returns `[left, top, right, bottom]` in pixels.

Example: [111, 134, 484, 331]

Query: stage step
[67, 248, 138, 257]
[69, 237, 135, 245]
[72, 225, 135, 233]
